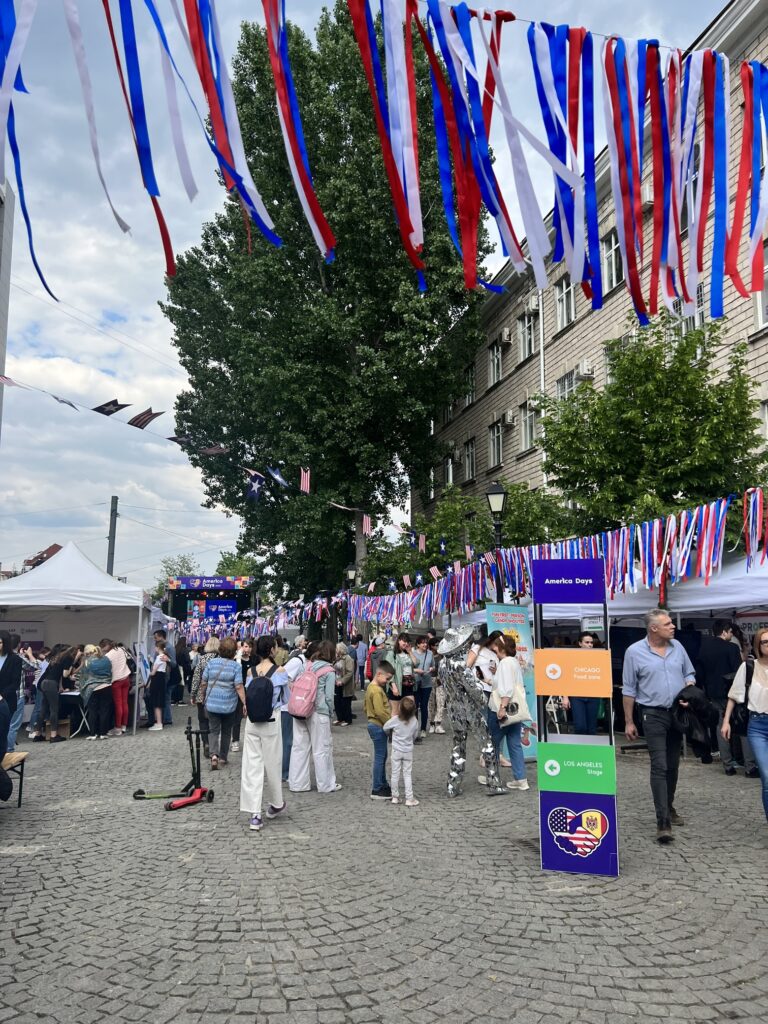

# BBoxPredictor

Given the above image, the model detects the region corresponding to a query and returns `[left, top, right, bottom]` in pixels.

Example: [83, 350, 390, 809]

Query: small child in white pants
[383, 695, 420, 806]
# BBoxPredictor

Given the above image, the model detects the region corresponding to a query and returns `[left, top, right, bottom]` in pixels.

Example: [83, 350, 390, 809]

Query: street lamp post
[345, 564, 357, 641]
[486, 481, 507, 605]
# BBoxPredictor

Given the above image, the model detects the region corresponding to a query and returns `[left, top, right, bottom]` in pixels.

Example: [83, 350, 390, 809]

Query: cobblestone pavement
[1, 711, 766, 1024]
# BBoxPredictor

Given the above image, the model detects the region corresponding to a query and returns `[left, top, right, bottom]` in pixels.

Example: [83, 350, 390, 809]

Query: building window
[761, 401, 768, 439]
[520, 402, 539, 451]
[671, 283, 706, 336]
[602, 229, 624, 292]
[488, 420, 503, 468]
[441, 402, 455, 427]
[604, 332, 634, 385]
[464, 365, 475, 407]
[680, 143, 701, 235]
[555, 276, 576, 331]
[517, 312, 538, 362]
[488, 341, 503, 386]
[463, 438, 476, 481]
[556, 370, 576, 401]
[428, 468, 435, 501]
[757, 245, 768, 329]
[444, 456, 453, 487]
[429, 418, 434, 436]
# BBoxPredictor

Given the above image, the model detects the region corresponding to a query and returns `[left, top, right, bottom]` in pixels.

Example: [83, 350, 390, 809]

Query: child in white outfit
[383, 696, 420, 806]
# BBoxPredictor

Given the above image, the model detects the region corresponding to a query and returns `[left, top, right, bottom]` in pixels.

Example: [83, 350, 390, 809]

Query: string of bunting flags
[231, 489, 758, 631]
[0, 3, 766, 323]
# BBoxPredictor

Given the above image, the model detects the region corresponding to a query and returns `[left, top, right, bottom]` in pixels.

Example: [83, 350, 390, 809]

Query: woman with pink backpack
[287, 640, 342, 794]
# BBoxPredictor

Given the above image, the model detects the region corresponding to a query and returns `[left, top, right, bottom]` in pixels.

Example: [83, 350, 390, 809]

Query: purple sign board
[539, 790, 619, 877]
[530, 558, 606, 604]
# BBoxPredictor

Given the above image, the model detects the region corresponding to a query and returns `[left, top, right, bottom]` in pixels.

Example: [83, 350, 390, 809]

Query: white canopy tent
[0, 541, 148, 647]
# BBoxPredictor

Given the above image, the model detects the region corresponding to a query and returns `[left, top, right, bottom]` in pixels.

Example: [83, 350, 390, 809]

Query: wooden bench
[1, 751, 28, 807]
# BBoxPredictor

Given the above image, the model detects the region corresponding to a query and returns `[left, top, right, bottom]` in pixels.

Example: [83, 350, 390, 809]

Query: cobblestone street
[1, 716, 766, 1024]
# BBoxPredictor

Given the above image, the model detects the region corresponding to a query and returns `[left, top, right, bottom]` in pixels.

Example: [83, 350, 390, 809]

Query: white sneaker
[120, 726, 127, 733]
[391, 796, 400, 804]
[230, 742, 240, 752]
[405, 798, 419, 807]
[86, 734, 98, 741]
[507, 779, 530, 791]
[434, 725, 445, 734]
[148, 724, 163, 731]
[477, 775, 488, 786]
[420, 730, 427, 738]
[428, 725, 436, 734]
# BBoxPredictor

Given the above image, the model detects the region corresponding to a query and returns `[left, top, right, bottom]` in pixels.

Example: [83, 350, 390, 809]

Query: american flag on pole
[367, 581, 376, 593]
[465, 544, 472, 561]
[483, 550, 496, 568]
[199, 443, 229, 456]
[403, 574, 411, 589]
[418, 534, 426, 552]
[362, 514, 372, 536]
[300, 467, 311, 493]
[453, 560, 462, 574]
[429, 566, 442, 580]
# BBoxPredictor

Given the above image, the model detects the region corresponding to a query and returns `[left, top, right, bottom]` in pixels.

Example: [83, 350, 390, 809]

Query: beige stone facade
[414, 0, 768, 521]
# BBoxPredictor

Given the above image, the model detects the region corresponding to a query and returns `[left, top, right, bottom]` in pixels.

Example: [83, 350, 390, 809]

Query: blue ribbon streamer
[711, 53, 727, 318]
[141, 0, 282, 247]
[8, 103, 56, 299]
[654, 48, 672, 266]
[196, 0, 228, 132]
[527, 23, 565, 264]
[750, 62, 762, 236]
[118, 0, 160, 197]
[0, 0, 26, 92]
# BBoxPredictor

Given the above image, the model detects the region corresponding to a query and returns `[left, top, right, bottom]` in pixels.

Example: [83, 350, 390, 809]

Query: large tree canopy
[162, 3, 489, 597]
[539, 319, 766, 534]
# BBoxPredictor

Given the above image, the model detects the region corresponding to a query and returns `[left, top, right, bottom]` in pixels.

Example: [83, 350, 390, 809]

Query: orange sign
[534, 648, 612, 698]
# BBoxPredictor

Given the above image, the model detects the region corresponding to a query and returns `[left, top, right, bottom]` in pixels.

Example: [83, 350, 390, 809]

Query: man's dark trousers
[640, 706, 682, 826]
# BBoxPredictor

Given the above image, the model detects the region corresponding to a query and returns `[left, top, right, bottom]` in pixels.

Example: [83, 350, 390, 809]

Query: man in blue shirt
[623, 608, 696, 844]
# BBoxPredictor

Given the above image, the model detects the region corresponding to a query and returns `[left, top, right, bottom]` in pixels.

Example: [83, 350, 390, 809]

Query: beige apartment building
[414, 0, 768, 520]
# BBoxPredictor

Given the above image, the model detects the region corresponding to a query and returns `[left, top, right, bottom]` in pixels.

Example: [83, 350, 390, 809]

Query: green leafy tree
[538, 319, 766, 534]
[361, 483, 569, 590]
[152, 554, 201, 602]
[162, 4, 489, 599]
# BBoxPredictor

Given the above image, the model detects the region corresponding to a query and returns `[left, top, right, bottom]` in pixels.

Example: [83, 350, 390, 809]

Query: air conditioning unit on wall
[575, 359, 595, 381]
[501, 326, 513, 345]
[527, 293, 540, 314]
[502, 409, 518, 429]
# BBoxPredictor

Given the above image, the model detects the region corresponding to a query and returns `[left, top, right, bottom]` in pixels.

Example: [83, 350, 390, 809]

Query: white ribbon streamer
[158, 36, 198, 202]
[0, 0, 39, 185]
[61, 0, 130, 233]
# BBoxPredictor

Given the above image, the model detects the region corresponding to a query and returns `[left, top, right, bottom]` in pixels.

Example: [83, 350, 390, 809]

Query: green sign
[537, 742, 616, 795]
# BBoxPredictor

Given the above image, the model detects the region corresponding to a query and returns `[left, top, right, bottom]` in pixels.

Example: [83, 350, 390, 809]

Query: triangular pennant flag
[167, 435, 192, 446]
[246, 470, 265, 502]
[267, 466, 291, 487]
[199, 444, 229, 456]
[92, 398, 130, 416]
[300, 467, 311, 493]
[49, 394, 79, 410]
[127, 407, 164, 429]
[367, 581, 376, 593]
[439, 537, 447, 555]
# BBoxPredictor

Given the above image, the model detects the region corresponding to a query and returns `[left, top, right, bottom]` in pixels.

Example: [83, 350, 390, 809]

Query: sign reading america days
[530, 558, 606, 604]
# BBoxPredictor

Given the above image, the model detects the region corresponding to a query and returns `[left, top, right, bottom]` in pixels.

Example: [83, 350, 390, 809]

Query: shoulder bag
[730, 663, 754, 736]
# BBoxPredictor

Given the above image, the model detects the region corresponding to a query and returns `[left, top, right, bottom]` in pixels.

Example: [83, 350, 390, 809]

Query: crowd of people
[1, 613, 766, 840]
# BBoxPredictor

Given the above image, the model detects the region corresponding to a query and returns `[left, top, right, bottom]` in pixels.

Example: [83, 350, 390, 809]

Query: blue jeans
[281, 710, 293, 781]
[571, 697, 600, 735]
[747, 714, 768, 822]
[416, 687, 431, 732]
[6, 698, 25, 752]
[358, 665, 366, 689]
[27, 686, 43, 734]
[486, 709, 525, 781]
[367, 723, 388, 792]
[163, 683, 173, 725]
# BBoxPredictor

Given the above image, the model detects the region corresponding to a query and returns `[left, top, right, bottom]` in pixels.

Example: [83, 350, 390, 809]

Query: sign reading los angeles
[530, 558, 606, 604]
[534, 648, 613, 697]
[537, 742, 617, 794]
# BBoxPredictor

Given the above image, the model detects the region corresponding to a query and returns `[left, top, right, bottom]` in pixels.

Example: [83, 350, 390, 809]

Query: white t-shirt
[383, 715, 419, 754]
[106, 646, 130, 682]
[469, 643, 498, 692]
[152, 655, 167, 675]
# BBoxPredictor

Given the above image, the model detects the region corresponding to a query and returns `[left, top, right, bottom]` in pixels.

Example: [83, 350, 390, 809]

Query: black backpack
[246, 665, 277, 724]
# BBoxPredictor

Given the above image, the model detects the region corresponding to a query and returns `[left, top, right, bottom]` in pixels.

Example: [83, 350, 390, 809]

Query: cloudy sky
[0, 0, 724, 590]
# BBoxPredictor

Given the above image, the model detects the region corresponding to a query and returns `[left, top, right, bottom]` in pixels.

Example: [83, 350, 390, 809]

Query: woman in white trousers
[240, 636, 286, 831]
[288, 639, 341, 794]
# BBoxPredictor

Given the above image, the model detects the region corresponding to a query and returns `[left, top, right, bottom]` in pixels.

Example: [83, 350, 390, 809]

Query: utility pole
[106, 495, 119, 575]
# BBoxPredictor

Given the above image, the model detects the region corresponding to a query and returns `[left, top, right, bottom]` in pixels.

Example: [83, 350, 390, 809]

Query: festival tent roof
[0, 541, 146, 607]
